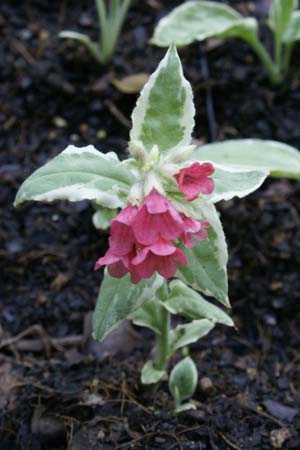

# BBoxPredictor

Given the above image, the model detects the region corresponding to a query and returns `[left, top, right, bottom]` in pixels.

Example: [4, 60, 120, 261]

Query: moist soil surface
[1, 1, 300, 449]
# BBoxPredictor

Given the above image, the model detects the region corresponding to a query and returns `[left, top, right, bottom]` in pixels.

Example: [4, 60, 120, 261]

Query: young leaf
[177, 201, 229, 307]
[164, 280, 234, 327]
[283, 11, 300, 43]
[209, 164, 268, 203]
[130, 45, 194, 153]
[92, 207, 118, 230]
[14, 145, 133, 208]
[169, 320, 214, 353]
[174, 402, 196, 414]
[169, 357, 198, 405]
[141, 360, 167, 384]
[93, 271, 163, 342]
[193, 139, 300, 179]
[131, 298, 165, 335]
[268, 0, 296, 41]
[152, 1, 258, 47]
[59, 31, 102, 63]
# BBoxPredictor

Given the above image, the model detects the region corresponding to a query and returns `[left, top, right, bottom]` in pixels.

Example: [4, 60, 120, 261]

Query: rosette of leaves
[152, 0, 300, 84]
[15, 46, 300, 413]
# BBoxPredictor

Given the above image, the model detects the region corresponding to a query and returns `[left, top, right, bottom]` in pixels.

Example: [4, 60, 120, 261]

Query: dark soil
[1, 0, 300, 449]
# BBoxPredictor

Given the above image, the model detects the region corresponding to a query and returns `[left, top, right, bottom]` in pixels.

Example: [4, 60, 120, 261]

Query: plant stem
[283, 41, 294, 75]
[154, 306, 170, 371]
[274, 38, 282, 75]
[248, 38, 281, 84]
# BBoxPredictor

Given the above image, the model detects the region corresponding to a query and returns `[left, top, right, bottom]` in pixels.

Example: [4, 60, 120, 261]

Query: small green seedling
[14, 47, 300, 413]
[152, 0, 300, 84]
[60, 0, 131, 64]
[169, 356, 198, 414]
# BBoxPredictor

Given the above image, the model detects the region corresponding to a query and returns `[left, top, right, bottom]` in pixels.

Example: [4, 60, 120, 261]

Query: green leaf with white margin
[268, 0, 296, 41]
[177, 200, 229, 307]
[164, 280, 234, 327]
[92, 207, 118, 230]
[152, 1, 258, 48]
[130, 45, 194, 153]
[208, 164, 268, 203]
[131, 298, 165, 335]
[93, 271, 163, 342]
[193, 139, 300, 179]
[169, 357, 198, 405]
[14, 145, 133, 208]
[141, 360, 167, 384]
[283, 11, 300, 43]
[169, 319, 214, 354]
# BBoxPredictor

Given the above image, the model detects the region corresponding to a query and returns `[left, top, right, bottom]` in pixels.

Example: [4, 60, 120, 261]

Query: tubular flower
[132, 239, 187, 280]
[131, 189, 185, 245]
[95, 189, 210, 283]
[180, 214, 210, 248]
[176, 162, 215, 201]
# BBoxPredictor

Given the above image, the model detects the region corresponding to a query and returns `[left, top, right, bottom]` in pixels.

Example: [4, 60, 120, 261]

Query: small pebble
[78, 13, 93, 27]
[70, 134, 80, 142]
[97, 430, 105, 440]
[246, 367, 257, 381]
[97, 129, 107, 139]
[199, 377, 215, 396]
[270, 428, 291, 449]
[53, 116, 67, 128]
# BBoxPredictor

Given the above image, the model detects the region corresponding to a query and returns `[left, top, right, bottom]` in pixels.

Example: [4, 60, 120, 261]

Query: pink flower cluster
[95, 162, 214, 284]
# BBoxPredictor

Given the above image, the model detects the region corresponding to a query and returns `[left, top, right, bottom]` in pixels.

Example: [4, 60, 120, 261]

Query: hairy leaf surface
[152, 1, 258, 47]
[15, 145, 133, 208]
[177, 201, 229, 307]
[194, 139, 300, 179]
[130, 46, 194, 153]
[93, 272, 162, 341]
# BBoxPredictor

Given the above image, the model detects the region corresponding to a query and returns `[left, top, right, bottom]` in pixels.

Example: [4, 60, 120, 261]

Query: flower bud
[128, 140, 147, 163]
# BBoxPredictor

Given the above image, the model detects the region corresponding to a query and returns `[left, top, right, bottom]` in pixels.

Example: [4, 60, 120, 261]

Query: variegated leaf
[169, 357, 198, 405]
[208, 164, 268, 203]
[14, 145, 133, 208]
[93, 271, 163, 342]
[193, 139, 300, 179]
[165, 280, 233, 326]
[169, 320, 214, 353]
[177, 200, 229, 307]
[131, 298, 165, 335]
[130, 45, 194, 154]
[141, 360, 167, 384]
[152, 1, 258, 47]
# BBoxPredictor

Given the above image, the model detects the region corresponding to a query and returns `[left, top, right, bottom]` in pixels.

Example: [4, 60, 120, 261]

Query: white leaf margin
[130, 45, 195, 152]
[208, 162, 269, 203]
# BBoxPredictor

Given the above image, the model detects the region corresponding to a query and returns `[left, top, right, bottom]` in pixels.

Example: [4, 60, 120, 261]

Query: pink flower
[176, 162, 215, 201]
[180, 214, 210, 248]
[95, 249, 131, 278]
[132, 239, 187, 280]
[131, 189, 184, 245]
[94, 205, 140, 283]
[109, 205, 138, 256]
[95, 190, 210, 284]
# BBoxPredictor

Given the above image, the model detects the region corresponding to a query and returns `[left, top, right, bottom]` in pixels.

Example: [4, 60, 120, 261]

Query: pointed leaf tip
[130, 46, 194, 154]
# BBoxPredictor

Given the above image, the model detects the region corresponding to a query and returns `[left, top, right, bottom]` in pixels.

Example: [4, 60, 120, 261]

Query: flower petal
[176, 162, 215, 201]
[109, 205, 138, 255]
[132, 190, 184, 245]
